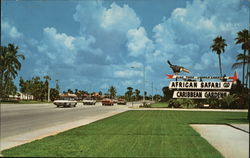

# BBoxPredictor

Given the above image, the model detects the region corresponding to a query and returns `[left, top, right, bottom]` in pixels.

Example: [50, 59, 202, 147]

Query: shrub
[220, 94, 239, 109]
[168, 99, 196, 108]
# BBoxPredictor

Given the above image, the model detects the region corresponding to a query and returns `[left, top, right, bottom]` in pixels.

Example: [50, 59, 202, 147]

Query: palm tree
[210, 36, 227, 77]
[67, 89, 73, 94]
[125, 87, 133, 101]
[221, 94, 239, 109]
[108, 86, 116, 99]
[235, 29, 250, 87]
[135, 89, 140, 101]
[232, 53, 250, 88]
[0, 44, 25, 98]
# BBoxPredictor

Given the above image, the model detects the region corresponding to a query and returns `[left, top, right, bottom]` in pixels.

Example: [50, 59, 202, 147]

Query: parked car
[83, 98, 97, 105]
[102, 98, 114, 106]
[117, 99, 127, 105]
[53, 97, 77, 108]
[113, 99, 118, 104]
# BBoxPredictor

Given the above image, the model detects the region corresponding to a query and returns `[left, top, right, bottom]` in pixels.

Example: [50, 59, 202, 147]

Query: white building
[9, 92, 34, 100]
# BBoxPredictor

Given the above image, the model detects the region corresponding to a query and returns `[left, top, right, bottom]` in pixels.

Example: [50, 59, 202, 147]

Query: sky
[1, 0, 249, 96]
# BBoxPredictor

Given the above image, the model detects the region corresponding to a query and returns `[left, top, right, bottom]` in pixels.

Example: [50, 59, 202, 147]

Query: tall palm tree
[232, 53, 250, 87]
[135, 89, 140, 101]
[108, 86, 117, 99]
[235, 29, 250, 87]
[210, 36, 227, 77]
[0, 44, 25, 98]
[125, 87, 133, 101]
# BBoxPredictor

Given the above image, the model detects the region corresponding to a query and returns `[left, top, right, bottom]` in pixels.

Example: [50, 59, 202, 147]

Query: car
[113, 99, 118, 104]
[117, 99, 127, 105]
[53, 97, 77, 108]
[102, 98, 114, 106]
[83, 98, 97, 105]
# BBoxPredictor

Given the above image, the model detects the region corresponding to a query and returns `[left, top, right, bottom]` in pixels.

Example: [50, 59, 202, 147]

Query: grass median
[2, 110, 248, 157]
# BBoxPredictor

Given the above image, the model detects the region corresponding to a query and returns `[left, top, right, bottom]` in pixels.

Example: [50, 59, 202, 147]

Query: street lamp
[131, 65, 145, 106]
[48, 82, 50, 102]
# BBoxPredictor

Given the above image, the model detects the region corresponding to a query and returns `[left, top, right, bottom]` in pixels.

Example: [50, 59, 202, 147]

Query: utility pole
[48, 83, 50, 102]
[143, 65, 145, 105]
[151, 81, 153, 101]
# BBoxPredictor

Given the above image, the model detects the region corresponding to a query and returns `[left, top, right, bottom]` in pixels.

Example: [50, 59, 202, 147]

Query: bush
[204, 97, 221, 109]
[168, 99, 196, 108]
[168, 99, 181, 108]
[179, 99, 197, 108]
[227, 93, 248, 109]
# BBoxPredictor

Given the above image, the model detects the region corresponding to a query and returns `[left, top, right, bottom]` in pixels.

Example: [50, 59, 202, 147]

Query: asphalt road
[0, 102, 129, 139]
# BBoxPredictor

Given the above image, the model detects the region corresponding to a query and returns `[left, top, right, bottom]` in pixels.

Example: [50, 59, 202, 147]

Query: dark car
[117, 99, 126, 105]
[102, 98, 114, 106]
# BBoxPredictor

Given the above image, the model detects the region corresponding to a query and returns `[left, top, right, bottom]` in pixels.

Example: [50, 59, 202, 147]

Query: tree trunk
[242, 50, 246, 87]
[0, 71, 3, 99]
[218, 54, 223, 77]
[246, 59, 249, 88]
[247, 50, 250, 120]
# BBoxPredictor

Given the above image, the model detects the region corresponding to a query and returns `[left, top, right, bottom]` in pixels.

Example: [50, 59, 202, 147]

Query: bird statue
[167, 60, 190, 76]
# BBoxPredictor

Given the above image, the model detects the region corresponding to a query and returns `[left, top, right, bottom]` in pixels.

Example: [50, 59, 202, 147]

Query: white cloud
[73, 1, 105, 33]
[74, 1, 140, 34]
[127, 27, 154, 57]
[2, 20, 23, 39]
[39, 27, 98, 65]
[151, 0, 248, 76]
[72, 1, 143, 65]
[114, 69, 142, 78]
[43, 27, 75, 50]
[194, 52, 217, 70]
[100, 3, 141, 32]
[126, 61, 143, 68]
[121, 80, 142, 87]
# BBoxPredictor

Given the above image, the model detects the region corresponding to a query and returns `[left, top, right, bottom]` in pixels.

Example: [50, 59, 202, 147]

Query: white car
[53, 97, 77, 108]
[83, 98, 97, 105]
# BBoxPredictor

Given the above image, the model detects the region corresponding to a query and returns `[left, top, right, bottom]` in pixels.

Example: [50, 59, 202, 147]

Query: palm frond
[232, 62, 244, 69]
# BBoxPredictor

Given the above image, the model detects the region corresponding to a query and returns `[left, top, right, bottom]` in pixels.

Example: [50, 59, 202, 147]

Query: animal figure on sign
[167, 60, 190, 75]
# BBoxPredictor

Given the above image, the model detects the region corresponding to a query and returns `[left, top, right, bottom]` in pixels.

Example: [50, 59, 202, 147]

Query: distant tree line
[19, 76, 60, 101]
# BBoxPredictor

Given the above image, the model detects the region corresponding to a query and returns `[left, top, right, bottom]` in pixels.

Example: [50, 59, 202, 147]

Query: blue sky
[1, 0, 249, 96]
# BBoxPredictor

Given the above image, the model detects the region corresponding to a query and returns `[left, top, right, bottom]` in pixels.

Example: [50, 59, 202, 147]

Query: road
[0, 102, 129, 139]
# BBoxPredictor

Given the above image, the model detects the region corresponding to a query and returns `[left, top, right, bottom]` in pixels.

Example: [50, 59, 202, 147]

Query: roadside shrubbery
[167, 93, 248, 109]
[168, 99, 197, 108]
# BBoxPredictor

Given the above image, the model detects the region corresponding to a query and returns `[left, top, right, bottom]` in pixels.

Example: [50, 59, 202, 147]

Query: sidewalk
[191, 124, 249, 158]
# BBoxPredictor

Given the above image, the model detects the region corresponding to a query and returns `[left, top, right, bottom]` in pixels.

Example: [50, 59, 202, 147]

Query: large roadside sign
[169, 81, 232, 89]
[166, 73, 236, 99]
[173, 91, 230, 99]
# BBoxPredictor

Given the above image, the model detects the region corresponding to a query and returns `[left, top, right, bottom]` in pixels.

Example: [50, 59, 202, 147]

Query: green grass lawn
[2, 110, 248, 157]
[150, 102, 169, 108]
